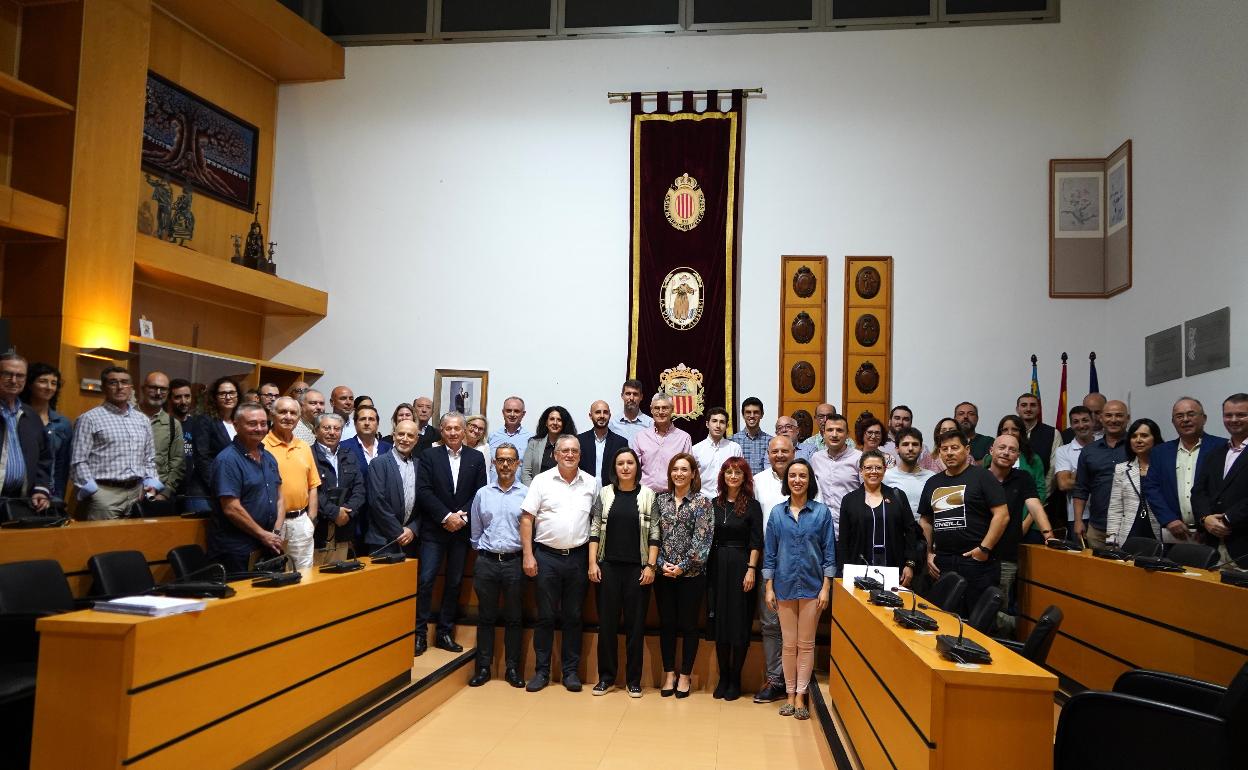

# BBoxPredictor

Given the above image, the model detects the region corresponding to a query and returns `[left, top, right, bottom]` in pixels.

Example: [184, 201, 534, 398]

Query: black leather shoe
[468, 667, 491, 687]
[563, 672, 583, 692]
[754, 681, 786, 703]
[505, 668, 525, 688]
[525, 672, 549, 692]
[592, 680, 614, 696]
[713, 678, 728, 699]
[435, 634, 464, 653]
[724, 681, 741, 701]
[414, 635, 427, 656]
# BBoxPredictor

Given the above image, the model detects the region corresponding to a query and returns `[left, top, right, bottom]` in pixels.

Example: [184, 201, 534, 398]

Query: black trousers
[934, 553, 1000, 616]
[534, 545, 589, 677]
[655, 572, 706, 674]
[417, 536, 469, 638]
[473, 553, 524, 669]
[596, 561, 650, 685]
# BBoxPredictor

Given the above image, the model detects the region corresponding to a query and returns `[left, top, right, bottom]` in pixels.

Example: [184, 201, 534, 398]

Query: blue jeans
[417, 536, 469, 638]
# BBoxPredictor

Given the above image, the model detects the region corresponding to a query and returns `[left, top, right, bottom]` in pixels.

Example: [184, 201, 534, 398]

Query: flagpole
[1056, 352, 1069, 432]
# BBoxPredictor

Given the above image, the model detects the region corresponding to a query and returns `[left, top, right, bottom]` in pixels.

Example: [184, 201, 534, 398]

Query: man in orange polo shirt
[265, 396, 320, 569]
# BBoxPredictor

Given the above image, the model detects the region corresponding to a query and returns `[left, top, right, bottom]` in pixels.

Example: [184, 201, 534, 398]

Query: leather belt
[479, 550, 521, 561]
[285, 507, 308, 519]
[538, 543, 587, 556]
[96, 478, 141, 488]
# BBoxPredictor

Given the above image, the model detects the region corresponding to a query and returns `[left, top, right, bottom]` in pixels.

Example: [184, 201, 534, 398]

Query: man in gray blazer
[365, 420, 420, 556]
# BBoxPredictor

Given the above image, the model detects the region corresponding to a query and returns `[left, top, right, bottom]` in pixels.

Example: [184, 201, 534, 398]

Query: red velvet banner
[627, 90, 744, 443]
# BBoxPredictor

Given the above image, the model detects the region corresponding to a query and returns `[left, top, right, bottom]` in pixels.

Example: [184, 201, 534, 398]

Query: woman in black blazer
[188, 377, 239, 510]
[836, 450, 922, 588]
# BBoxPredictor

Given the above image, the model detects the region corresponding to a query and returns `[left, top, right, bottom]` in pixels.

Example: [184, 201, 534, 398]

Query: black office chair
[996, 604, 1062, 665]
[1122, 536, 1163, 557]
[167, 544, 214, 580]
[1166, 542, 1218, 569]
[87, 550, 156, 598]
[925, 572, 967, 612]
[966, 586, 1003, 633]
[0, 560, 79, 769]
[1054, 690, 1232, 769]
[1114, 662, 1248, 737]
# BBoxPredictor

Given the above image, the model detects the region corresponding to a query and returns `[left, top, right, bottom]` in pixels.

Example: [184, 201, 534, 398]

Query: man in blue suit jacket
[364, 420, 420, 556]
[415, 413, 487, 655]
[1143, 397, 1228, 542]
[1191, 394, 1248, 565]
[578, 400, 629, 487]
[338, 405, 390, 551]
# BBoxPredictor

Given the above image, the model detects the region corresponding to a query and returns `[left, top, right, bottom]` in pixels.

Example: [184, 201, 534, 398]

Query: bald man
[578, 400, 628, 487]
[1072, 399, 1129, 548]
[330, 385, 356, 441]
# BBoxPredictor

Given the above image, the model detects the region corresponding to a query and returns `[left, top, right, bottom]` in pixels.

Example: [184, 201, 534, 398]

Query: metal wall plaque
[791, 312, 815, 344]
[854, 362, 880, 394]
[793, 266, 817, 298]
[1184, 307, 1231, 377]
[1144, 326, 1182, 386]
[854, 266, 881, 299]
[790, 360, 816, 394]
[854, 313, 880, 347]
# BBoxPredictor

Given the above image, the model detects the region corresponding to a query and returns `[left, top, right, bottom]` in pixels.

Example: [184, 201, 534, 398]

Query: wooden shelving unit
[129, 335, 323, 392]
[0, 184, 68, 240]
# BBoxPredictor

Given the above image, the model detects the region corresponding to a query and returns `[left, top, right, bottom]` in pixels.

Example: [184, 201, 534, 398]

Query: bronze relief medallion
[855, 266, 881, 299]
[790, 361, 817, 394]
[793, 410, 813, 442]
[854, 313, 880, 347]
[854, 362, 880, 394]
[790, 311, 815, 344]
[792, 266, 817, 298]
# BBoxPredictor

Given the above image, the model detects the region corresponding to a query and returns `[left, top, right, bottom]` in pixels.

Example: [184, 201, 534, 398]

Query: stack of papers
[94, 595, 207, 617]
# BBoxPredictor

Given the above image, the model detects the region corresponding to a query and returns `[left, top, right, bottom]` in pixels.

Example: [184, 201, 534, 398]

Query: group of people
[4, 353, 1246, 719]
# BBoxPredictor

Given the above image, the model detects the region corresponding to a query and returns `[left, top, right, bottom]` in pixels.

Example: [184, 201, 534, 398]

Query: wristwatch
[904, 560, 917, 569]
[644, 563, 656, 570]
[976, 545, 993, 556]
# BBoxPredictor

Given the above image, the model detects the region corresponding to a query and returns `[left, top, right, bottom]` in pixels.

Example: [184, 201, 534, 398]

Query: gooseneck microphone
[890, 587, 938, 631]
[852, 553, 884, 591]
[924, 604, 992, 664]
[369, 535, 408, 564]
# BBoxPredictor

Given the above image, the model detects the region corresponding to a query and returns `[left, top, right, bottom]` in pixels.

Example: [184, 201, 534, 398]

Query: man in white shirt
[691, 407, 743, 497]
[884, 427, 935, 521]
[329, 385, 356, 441]
[751, 435, 794, 704]
[808, 414, 861, 536]
[1054, 405, 1096, 533]
[521, 434, 596, 693]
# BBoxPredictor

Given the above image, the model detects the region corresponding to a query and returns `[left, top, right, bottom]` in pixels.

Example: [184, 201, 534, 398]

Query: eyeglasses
[291, 387, 310, 395]
[145, 386, 169, 394]
[494, 457, 519, 465]
[861, 466, 886, 473]
[0, 371, 26, 381]
[103, 379, 132, 388]
[556, 448, 579, 456]
[217, 391, 239, 399]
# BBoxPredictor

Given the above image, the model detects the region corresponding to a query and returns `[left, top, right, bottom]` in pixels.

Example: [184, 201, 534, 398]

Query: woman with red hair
[709, 456, 764, 700]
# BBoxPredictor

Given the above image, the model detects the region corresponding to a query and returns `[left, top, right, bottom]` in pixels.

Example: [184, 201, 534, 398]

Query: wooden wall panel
[144, 8, 276, 261]
[842, 257, 893, 427]
[778, 256, 827, 424]
[131, 281, 263, 358]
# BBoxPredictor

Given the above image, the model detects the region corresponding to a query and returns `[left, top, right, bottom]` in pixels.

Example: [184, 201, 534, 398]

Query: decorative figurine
[144, 174, 174, 240]
[231, 234, 244, 265]
[261, 241, 277, 275]
[137, 201, 155, 236]
[243, 202, 265, 269]
[169, 183, 195, 246]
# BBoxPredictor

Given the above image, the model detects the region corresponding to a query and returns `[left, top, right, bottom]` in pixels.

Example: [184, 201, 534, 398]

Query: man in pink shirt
[630, 394, 692, 494]
[808, 414, 861, 537]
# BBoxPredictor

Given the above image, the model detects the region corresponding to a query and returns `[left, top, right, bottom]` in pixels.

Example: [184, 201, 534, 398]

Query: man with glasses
[0, 352, 53, 511]
[798, 403, 837, 457]
[71, 366, 162, 519]
[1144, 397, 1227, 544]
[631, 394, 692, 494]
[137, 371, 184, 499]
[258, 382, 281, 413]
[774, 415, 813, 461]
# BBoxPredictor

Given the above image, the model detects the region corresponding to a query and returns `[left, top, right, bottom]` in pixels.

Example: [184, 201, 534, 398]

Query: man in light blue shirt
[468, 442, 528, 688]
[611, 378, 653, 444]
[488, 396, 534, 462]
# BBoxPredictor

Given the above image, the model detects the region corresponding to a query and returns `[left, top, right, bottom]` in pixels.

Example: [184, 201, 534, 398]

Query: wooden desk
[0, 518, 207, 595]
[1017, 544, 1248, 691]
[828, 580, 1057, 770]
[31, 560, 416, 769]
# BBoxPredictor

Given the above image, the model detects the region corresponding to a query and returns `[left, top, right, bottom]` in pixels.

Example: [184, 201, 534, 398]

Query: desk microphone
[924, 604, 993, 664]
[1210, 552, 1248, 586]
[890, 586, 938, 631]
[146, 562, 236, 598]
[369, 535, 408, 564]
[868, 587, 904, 608]
[176, 562, 228, 583]
[852, 553, 884, 590]
[254, 553, 291, 573]
[248, 553, 302, 587]
[1133, 555, 1185, 572]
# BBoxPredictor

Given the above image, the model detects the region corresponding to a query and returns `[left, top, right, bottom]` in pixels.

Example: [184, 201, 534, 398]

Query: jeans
[473, 553, 524, 669]
[596, 561, 650, 685]
[534, 545, 589, 677]
[655, 573, 706, 674]
[934, 553, 1000, 616]
[756, 589, 783, 684]
[996, 559, 1018, 635]
[417, 536, 469, 638]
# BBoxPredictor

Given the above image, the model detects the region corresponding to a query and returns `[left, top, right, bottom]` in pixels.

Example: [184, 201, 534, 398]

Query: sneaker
[563, 672, 583, 692]
[627, 684, 642, 698]
[592, 680, 614, 696]
[754, 681, 787, 703]
[778, 703, 795, 717]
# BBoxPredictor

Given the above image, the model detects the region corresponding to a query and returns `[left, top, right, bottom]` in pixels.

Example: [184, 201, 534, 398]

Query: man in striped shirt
[71, 366, 161, 520]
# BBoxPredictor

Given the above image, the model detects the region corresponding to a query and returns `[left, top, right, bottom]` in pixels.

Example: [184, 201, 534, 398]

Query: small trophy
[231, 235, 244, 265]
[261, 241, 278, 275]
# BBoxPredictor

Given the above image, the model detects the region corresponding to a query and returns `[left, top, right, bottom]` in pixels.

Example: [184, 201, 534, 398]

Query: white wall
[269, 0, 1180, 438]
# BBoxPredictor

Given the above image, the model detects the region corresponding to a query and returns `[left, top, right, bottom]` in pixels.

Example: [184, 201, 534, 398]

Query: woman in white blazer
[1107, 419, 1166, 546]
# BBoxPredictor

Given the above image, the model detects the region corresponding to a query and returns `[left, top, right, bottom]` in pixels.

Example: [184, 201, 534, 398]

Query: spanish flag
[1056, 353, 1069, 432]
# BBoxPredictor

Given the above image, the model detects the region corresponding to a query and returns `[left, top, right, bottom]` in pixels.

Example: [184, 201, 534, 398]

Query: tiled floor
[358, 683, 834, 770]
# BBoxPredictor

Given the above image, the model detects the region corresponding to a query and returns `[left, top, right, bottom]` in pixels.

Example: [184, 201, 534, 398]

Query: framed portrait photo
[433, 369, 489, 418]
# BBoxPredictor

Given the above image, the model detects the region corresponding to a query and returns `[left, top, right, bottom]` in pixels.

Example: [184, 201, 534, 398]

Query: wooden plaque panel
[843, 257, 893, 423]
[779, 256, 827, 420]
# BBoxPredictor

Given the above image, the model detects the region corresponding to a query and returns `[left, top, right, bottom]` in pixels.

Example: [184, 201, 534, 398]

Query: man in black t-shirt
[918, 430, 1009, 615]
[986, 434, 1056, 635]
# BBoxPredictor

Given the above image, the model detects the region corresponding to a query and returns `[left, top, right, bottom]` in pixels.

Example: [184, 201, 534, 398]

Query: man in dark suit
[415, 413, 487, 655]
[1144, 397, 1227, 543]
[412, 396, 439, 454]
[312, 413, 367, 562]
[364, 419, 420, 557]
[0, 353, 53, 510]
[1191, 393, 1248, 566]
[578, 400, 628, 486]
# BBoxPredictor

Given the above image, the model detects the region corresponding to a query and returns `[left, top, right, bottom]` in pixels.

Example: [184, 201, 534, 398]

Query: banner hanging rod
[607, 88, 764, 103]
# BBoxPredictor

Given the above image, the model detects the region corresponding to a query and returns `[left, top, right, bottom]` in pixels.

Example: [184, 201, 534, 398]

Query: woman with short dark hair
[1107, 418, 1166, 546]
[522, 405, 576, 485]
[187, 377, 239, 511]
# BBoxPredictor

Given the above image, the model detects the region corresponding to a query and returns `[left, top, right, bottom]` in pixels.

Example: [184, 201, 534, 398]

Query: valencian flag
[1030, 355, 1043, 422]
[1056, 353, 1069, 432]
[627, 90, 744, 443]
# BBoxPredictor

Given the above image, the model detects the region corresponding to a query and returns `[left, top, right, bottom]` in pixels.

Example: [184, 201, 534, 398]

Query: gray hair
[650, 393, 672, 407]
[314, 412, 345, 428]
[234, 402, 268, 424]
[555, 434, 580, 451]
[1173, 396, 1204, 414]
[494, 442, 518, 459]
[273, 396, 300, 414]
[439, 411, 466, 428]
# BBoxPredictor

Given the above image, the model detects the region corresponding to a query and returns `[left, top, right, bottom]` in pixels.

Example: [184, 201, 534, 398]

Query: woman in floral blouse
[655, 452, 715, 698]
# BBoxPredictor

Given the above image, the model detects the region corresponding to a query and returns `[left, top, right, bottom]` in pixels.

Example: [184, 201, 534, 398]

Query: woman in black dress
[709, 456, 763, 701]
[836, 450, 922, 587]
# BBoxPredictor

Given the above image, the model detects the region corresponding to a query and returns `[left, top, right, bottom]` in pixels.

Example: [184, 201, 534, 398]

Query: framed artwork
[1144, 326, 1182, 386]
[142, 71, 260, 211]
[1184, 307, 1231, 377]
[1107, 155, 1129, 236]
[433, 369, 489, 418]
[1053, 171, 1104, 238]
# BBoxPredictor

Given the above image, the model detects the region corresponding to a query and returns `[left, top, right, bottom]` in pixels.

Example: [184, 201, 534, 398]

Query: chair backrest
[0, 559, 75, 614]
[1114, 669, 1226, 715]
[88, 550, 156, 597]
[1021, 604, 1063, 664]
[1217, 661, 1248, 753]
[1167, 542, 1218, 569]
[927, 572, 967, 612]
[1122, 536, 1162, 557]
[166, 544, 213, 580]
[1054, 691, 1229, 770]
[966, 586, 1003, 633]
